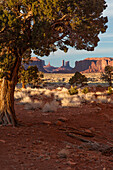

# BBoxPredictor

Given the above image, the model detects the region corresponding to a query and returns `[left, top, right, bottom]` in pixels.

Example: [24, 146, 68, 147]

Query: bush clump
[68, 86, 78, 95]
[107, 86, 112, 95]
[69, 72, 87, 86]
[82, 87, 89, 94]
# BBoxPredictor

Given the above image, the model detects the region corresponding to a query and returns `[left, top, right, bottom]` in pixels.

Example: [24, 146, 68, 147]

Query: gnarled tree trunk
[0, 52, 22, 126]
[0, 77, 17, 126]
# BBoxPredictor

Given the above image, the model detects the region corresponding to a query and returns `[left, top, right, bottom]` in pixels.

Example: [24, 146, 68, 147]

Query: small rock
[15, 152, 19, 155]
[103, 168, 106, 170]
[67, 161, 77, 166]
[58, 149, 69, 158]
[66, 145, 71, 149]
[55, 121, 62, 126]
[84, 129, 92, 134]
[0, 139, 5, 143]
[89, 127, 95, 132]
[58, 117, 68, 122]
[42, 121, 52, 125]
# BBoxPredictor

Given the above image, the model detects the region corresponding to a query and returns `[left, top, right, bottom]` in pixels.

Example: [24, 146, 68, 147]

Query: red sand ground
[0, 89, 113, 170]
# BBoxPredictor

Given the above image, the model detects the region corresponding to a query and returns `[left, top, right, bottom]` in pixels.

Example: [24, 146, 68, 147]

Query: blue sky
[33, 0, 113, 67]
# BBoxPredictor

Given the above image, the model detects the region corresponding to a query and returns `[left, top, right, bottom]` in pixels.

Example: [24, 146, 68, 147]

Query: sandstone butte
[73, 57, 113, 73]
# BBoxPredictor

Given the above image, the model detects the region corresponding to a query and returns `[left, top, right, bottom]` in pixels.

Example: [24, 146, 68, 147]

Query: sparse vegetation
[68, 86, 78, 95]
[107, 86, 113, 95]
[101, 65, 113, 86]
[18, 65, 44, 88]
[82, 87, 89, 94]
[69, 72, 88, 87]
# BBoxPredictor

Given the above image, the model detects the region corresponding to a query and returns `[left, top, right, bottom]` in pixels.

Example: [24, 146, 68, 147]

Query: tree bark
[0, 52, 22, 126]
[0, 77, 18, 126]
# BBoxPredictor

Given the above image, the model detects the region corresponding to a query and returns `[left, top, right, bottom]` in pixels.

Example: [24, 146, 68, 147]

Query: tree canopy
[0, 0, 108, 79]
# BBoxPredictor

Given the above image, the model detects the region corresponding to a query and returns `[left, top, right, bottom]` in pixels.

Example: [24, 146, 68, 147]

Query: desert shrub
[19, 96, 32, 105]
[68, 86, 78, 95]
[43, 89, 53, 97]
[18, 65, 44, 88]
[82, 87, 89, 94]
[84, 93, 95, 102]
[97, 95, 109, 103]
[69, 72, 87, 86]
[24, 100, 43, 110]
[61, 96, 81, 107]
[14, 91, 29, 100]
[107, 86, 112, 95]
[42, 100, 59, 112]
[101, 65, 113, 86]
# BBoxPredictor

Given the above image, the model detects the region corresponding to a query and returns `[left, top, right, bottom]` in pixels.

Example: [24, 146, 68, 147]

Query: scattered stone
[55, 121, 62, 126]
[67, 161, 77, 166]
[58, 149, 69, 158]
[89, 127, 95, 132]
[103, 168, 106, 170]
[84, 129, 92, 134]
[0, 139, 5, 143]
[58, 117, 68, 122]
[66, 145, 71, 149]
[42, 121, 52, 125]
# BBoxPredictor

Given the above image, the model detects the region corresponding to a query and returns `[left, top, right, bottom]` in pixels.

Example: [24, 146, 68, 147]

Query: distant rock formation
[24, 57, 113, 73]
[72, 57, 113, 73]
[44, 62, 58, 72]
[53, 60, 73, 73]
[24, 57, 47, 72]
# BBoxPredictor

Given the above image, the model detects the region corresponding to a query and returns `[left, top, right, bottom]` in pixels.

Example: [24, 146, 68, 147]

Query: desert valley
[0, 70, 113, 169]
[1, 0, 113, 169]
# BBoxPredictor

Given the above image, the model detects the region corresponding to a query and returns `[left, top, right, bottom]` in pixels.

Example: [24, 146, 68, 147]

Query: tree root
[0, 111, 17, 126]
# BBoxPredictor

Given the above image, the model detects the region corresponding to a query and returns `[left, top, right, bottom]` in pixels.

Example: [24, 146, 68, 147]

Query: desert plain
[0, 73, 113, 170]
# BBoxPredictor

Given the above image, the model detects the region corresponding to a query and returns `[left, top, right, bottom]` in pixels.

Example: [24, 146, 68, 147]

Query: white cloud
[103, 0, 113, 18]
[47, 46, 113, 59]
[67, 47, 113, 55]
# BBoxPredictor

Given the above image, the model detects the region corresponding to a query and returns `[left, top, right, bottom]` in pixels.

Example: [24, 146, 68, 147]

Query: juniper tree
[101, 65, 113, 87]
[0, 0, 108, 126]
[18, 65, 43, 88]
[69, 72, 88, 86]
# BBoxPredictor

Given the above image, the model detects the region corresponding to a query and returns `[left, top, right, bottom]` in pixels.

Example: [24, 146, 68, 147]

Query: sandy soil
[0, 92, 113, 170]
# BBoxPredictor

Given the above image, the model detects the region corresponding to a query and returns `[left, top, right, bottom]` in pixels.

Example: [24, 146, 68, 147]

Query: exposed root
[0, 110, 17, 126]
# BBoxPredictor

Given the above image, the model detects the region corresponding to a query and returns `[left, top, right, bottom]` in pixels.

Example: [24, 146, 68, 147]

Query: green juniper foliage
[18, 65, 44, 87]
[101, 65, 113, 87]
[107, 86, 112, 95]
[69, 72, 88, 86]
[68, 86, 78, 95]
[0, 0, 108, 80]
[82, 87, 89, 94]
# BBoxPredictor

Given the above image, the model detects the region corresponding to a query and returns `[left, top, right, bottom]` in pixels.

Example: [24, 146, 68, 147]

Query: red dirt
[0, 99, 113, 169]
